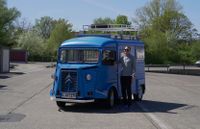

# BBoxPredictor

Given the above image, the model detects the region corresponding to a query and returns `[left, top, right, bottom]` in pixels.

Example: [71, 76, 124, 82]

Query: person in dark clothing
[119, 46, 135, 107]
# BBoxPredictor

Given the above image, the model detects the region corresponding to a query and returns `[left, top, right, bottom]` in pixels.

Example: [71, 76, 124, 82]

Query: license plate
[62, 92, 76, 98]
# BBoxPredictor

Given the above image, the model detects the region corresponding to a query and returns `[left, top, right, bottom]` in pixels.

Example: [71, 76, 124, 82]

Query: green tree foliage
[34, 16, 56, 39]
[134, 0, 197, 64]
[93, 17, 115, 24]
[153, 11, 193, 41]
[191, 41, 200, 61]
[14, 18, 32, 36]
[177, 44, 193, 64]
[0, 0, 20, 46]
[15, 17, 74, 61]
[134, 0, 182, 29]
[116, 15, 131, 25]
[143, 30, 170, 64]
[17, 30, 45, 61]
[47, 19, 73, 58]
[93, 15, 131, 25]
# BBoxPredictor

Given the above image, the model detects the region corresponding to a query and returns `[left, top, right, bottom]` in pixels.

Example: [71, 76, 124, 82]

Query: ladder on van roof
[81, 24, 139, 40]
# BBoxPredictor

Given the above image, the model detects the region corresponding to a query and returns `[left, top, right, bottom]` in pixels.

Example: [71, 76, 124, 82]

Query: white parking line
[137, 102, 173, 129]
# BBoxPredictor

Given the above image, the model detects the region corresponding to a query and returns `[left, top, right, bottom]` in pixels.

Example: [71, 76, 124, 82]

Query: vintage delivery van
[50, 24, 145, 108]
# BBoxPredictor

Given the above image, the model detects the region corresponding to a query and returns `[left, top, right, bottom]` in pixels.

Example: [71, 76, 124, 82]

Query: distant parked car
[195, 60, 200, 67]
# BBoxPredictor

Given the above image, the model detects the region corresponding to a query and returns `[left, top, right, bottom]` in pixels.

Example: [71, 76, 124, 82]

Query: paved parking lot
[0, 63, 200, 129]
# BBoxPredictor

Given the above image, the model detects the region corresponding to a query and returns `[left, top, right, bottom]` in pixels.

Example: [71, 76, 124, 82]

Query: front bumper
[50, 97, 95, 103]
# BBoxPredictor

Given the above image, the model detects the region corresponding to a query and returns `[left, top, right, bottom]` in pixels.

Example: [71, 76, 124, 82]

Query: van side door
[101, 47, 117, 90]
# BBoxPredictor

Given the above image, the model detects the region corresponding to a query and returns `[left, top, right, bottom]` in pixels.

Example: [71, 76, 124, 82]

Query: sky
[7, 0, 200, 32]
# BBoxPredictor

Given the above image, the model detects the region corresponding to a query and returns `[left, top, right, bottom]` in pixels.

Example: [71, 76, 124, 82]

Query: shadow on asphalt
[0, 75, 10, 79]
[0, 85, 7, 90]
[10, 72, 25, 75]
[138, 100, 187, 114]
[0, 72, 25, 79]
[59, 100, 187, 114]
[0, 113, 26, 122]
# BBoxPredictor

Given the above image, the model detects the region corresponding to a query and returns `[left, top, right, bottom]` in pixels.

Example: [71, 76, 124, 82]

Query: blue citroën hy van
[50, 24, 145, 108]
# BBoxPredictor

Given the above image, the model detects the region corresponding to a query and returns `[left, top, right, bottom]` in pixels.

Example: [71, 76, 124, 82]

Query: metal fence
[145, 64, 200, 75]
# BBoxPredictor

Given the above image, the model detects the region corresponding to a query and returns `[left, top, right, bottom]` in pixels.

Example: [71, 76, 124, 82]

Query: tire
[56, 101, 66, 108]
[106, 89, 115, 108]
[134, 85, 144, 101]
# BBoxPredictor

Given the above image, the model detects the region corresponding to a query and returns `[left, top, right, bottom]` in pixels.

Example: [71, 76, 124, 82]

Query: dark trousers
[120, 76, 132, 104]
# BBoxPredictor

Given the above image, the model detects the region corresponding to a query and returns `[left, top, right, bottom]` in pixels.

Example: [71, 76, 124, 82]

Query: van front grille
[61, 70, 77, 92]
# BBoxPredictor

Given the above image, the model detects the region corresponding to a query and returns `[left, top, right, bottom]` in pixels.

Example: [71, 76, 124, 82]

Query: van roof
[60, 36, 143, 48]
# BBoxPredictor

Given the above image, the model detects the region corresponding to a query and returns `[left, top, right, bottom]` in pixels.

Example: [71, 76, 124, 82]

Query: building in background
[0, 45, 10, 73]
[10, 49, 28, 63]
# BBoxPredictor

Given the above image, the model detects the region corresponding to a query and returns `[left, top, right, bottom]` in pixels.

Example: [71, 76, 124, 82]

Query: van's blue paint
[50, 35, 145, 102]
[61, 37, 144, 48]
[61, 36, 115, 48]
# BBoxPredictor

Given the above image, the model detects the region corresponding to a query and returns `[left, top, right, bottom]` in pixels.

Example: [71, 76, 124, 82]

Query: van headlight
[86, 74, 92, 81]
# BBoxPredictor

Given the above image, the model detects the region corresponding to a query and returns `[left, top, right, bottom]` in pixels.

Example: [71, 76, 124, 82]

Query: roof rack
[81, 24, 139, 40]
[83, 24, 137, 32]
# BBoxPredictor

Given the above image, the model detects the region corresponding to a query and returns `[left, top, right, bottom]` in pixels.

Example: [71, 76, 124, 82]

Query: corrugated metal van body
[50, 36, 145, 104]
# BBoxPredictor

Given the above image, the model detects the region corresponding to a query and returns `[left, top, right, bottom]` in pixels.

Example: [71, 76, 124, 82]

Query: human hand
[131, 73, 135, 78]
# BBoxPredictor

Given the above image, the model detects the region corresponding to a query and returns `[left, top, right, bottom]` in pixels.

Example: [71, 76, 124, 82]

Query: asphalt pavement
[0, 63, 200, 129]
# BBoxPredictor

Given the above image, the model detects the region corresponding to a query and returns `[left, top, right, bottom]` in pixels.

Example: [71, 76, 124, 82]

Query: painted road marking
[137, 102, 173, 129]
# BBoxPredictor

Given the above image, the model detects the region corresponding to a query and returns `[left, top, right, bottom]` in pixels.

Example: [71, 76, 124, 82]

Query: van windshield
[60, 49, 99, 63]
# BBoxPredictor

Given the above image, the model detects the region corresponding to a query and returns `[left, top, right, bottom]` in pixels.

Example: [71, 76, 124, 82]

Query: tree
[93, 16, 131, 25]
[134, 0, 197, 64]
[135, 0, 193, 40]
[16, 18, 74, 61]
[0, 0, 20, 47]
[12, 18, 32, 48]
[17, 30, 45, 61]
[15, 18, 32, 33]
[34, 16, 56, 39]
[93, 17, 115, 24]
[191, 41, 200, 61]
[143, 30, 169, 64]
[134, 0, 182, 29]
[152, 10, 193, 41]
[115, 15, 131, 25]
[47, 19, 73, 57]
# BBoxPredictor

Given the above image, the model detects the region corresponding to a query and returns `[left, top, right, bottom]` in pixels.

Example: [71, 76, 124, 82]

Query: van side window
[136, 47, 144, 60]
[102, 50, 116, 65]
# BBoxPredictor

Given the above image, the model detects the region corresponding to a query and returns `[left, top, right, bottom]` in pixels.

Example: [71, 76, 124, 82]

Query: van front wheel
[56, 101, 66, 108]
[106, 89, 115, 108]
